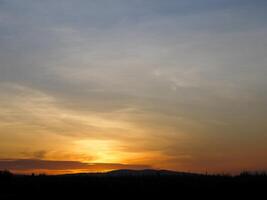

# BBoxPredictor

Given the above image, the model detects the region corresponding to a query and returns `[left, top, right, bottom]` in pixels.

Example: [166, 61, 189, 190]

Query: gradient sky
[0, 0, 267, 174]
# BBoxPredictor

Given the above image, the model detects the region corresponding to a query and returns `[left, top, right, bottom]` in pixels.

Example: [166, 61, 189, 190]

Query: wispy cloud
[0, 159, 151, 174]
[0, 0, 267, 173]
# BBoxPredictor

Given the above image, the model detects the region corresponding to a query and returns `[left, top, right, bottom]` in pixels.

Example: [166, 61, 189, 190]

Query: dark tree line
[0, 170, 266, 199]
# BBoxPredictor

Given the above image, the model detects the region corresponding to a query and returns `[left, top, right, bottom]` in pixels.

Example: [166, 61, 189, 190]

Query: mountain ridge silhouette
[55, 168, 198, 177]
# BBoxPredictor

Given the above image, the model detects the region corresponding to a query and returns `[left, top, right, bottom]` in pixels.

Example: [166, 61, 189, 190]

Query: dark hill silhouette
[105, 169, 197, 176]
[0, 170, 266, 199]
[57, 169, 197, 177]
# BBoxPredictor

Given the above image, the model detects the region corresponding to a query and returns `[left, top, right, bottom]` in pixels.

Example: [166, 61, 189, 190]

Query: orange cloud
[0, 159, 151, 175]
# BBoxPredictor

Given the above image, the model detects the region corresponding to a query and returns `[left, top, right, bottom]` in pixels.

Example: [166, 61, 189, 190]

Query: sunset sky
[0, 0, 267, 174]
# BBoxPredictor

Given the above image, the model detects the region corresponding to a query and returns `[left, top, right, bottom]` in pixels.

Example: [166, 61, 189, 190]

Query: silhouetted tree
[0, 170, 13, 179]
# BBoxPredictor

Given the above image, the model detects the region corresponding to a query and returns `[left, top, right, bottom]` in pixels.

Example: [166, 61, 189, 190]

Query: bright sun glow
[74, 139, 123, 163]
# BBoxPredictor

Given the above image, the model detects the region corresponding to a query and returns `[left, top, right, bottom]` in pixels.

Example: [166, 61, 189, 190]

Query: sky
[0, 0, 267, 174]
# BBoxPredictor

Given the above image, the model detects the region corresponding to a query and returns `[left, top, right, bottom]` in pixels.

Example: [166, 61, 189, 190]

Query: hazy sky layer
[0, 0, 267, 174]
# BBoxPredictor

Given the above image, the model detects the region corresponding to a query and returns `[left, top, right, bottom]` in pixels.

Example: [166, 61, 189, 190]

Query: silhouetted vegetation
[0, 170, 266, 199]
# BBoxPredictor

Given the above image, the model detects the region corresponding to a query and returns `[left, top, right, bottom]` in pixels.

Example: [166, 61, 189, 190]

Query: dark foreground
[0, 170, 266, 199]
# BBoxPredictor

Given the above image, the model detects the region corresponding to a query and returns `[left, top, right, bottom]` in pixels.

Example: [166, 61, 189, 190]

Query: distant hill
[105, 169, 197, 176]
[58, 169, 198, 177]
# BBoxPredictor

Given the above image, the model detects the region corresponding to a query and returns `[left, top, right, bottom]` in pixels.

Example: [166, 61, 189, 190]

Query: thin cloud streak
[0, 159, 151, 174]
